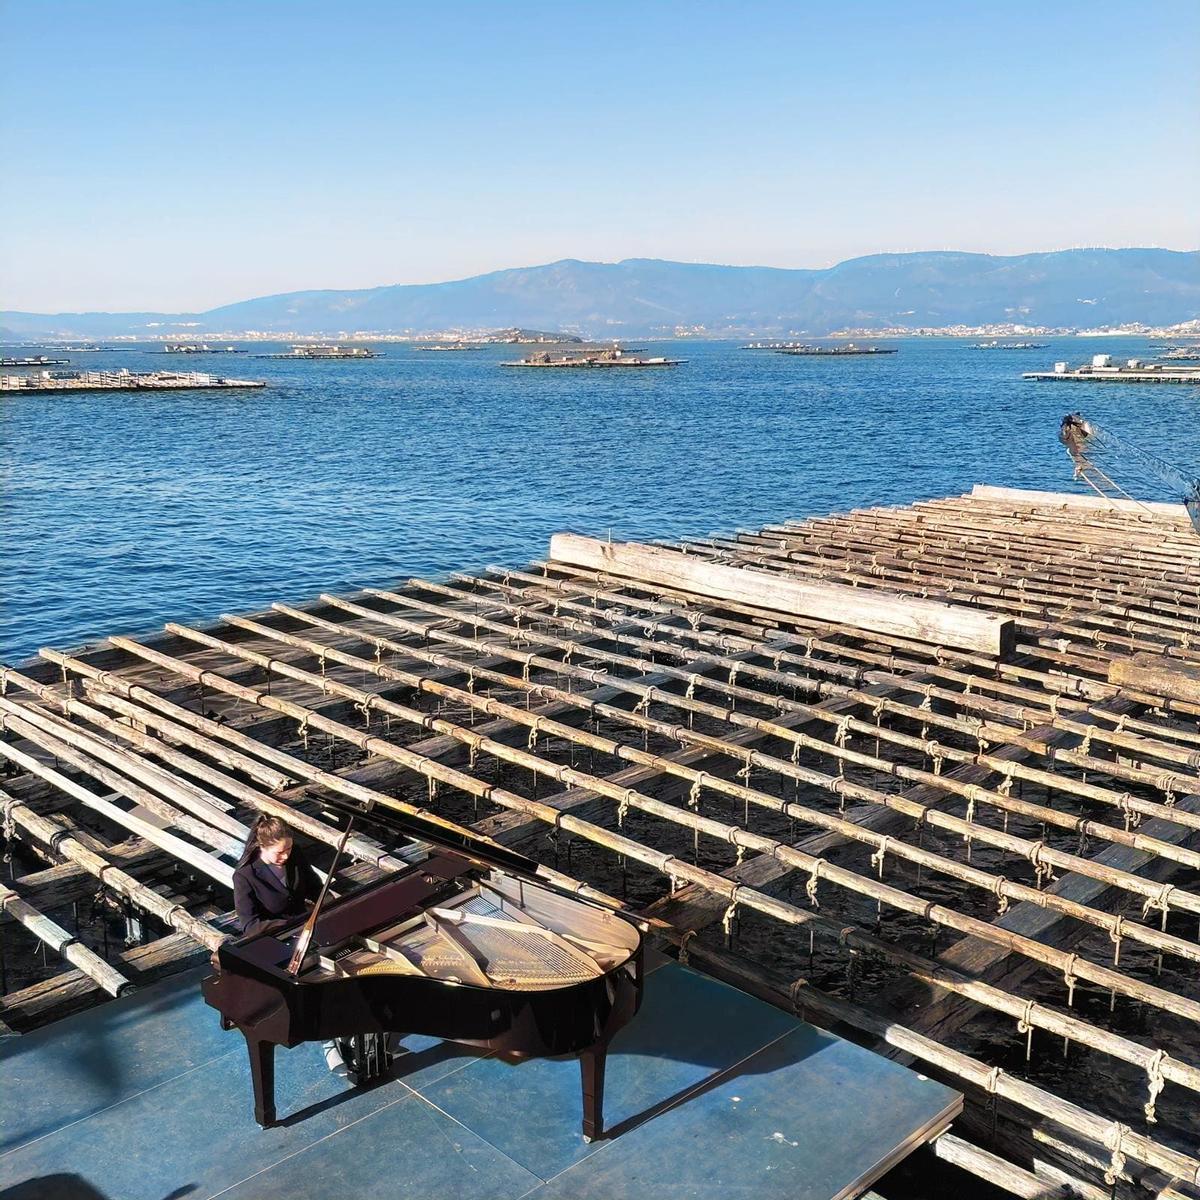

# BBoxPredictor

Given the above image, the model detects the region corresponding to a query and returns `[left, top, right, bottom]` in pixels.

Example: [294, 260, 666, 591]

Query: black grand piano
[203, 805, 645, 1141]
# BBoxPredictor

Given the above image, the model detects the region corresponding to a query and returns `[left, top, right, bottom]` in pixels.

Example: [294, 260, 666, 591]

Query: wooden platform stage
[0, 953, 959, 1200]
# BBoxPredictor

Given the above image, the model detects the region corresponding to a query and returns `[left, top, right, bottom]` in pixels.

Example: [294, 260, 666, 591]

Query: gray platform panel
[0, 957, 959, 1200]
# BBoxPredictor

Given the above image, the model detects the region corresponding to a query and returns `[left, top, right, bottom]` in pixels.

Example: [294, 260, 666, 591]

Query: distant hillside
[4, 249, 1198, 338]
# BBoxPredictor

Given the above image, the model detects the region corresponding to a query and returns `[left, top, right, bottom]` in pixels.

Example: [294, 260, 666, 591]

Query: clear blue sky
[2, 0, 1197, 312]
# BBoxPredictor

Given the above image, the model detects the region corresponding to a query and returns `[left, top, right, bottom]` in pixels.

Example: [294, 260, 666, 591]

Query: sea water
[2, 337, 1196, 662]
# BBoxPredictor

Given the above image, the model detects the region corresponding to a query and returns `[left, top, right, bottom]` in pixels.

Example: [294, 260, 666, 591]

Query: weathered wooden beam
[1109, 652, 1200, 706]
[970, 484, 1191, 519]
[549, 533, 1017, 656]
[0, 880, 130, 997]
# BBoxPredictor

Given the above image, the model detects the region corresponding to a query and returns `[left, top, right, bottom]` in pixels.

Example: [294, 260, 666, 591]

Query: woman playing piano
[233, 815, 322, 937]
[232, 816, 355, 1076]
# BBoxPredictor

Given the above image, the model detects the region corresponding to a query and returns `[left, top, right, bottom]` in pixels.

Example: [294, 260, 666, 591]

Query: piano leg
[579, 1042, 607, 1142]
[246, 1036, 277, 1128]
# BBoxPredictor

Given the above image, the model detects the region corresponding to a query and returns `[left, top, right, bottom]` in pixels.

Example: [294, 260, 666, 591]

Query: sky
[1, 0, 1197, 313]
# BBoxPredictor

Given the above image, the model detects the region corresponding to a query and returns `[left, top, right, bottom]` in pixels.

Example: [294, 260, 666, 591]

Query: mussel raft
[1, 482, 1199, 1198]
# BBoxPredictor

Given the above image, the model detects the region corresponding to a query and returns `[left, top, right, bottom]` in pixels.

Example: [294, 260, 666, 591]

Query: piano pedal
[337, 1033, 394, 1087]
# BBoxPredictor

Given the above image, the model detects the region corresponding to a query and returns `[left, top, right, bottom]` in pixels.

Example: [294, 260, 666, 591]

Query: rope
[805, 860, 824, 908]
[616, 788, 637, 829]
[721, 886, 741, 939]
[1103, 1121, 1129, 1186]
[678, 929, 697, 965]
[1062, 953, 1079, 1008]
[1016, 997, 1036, 1061]
[1028, 840, 1057, 889]
[687, 774, 706, 810]
[1141, 882, 1175, 929]
[870, 837, 891, 878]
[1144, 1048, 1168, 1124]
[1109, 914, 1126, 967]
[736, 751, 753, 782]
[992, 875, 1010, 916]
[788, 978, 808, 1017]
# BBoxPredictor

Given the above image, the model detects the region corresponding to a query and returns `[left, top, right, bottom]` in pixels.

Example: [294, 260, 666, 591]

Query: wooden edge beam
[1109, 653, 1200, 706]
[549, 533, 1016, 657]
[970, 484, 1190, 520]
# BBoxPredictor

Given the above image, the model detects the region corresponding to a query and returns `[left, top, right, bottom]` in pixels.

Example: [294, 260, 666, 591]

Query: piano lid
[317, 793, 543, 881]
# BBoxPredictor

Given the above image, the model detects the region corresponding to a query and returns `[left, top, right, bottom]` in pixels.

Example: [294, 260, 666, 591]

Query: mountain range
[3, 249, 1198, 339]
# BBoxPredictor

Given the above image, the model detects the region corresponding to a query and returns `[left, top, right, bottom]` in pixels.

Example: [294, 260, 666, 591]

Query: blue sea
[2, 337, 1197, 663]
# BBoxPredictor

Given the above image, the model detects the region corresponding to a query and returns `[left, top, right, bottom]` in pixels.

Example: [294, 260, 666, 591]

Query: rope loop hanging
[1144, 1048, 1168, 1124]
[992, 875, 1010, 916]
[1028, 840, 1057, 889]
[736, 751, 753, 783]
[687, 774, 706, 811]
[1016, 997, 1036, 1061]
[805, 860, 825, 908]
[1109, 914, 1126, 966]
[788, 977, 809, 1018]
[870, 836, 892, 879]
[678, 929, 697, 965]
[721, 885, 742, 940]
[1141, 882, 1175, 930]
[1103, 1121, 1129, 1186]
[616, 787, 637, 829]
[465, 731, 484, 772]
[1062, 953, 1079, 1008]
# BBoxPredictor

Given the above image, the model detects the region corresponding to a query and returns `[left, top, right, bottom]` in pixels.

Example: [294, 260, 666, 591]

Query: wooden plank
[969, 484, 1188, 518]
[549, 533, 1016, 657]
[1109, 652, 1200, 706]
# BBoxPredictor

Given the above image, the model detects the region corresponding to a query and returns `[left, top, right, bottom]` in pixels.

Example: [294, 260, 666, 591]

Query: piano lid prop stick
[287, 817, 354, 976]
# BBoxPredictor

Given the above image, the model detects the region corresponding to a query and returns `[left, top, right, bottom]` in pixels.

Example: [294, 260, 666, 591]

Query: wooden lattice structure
[2, 483, 1198, 1198]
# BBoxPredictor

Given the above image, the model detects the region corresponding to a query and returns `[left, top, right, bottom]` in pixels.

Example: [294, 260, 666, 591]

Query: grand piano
[203, 805, 645, 1140]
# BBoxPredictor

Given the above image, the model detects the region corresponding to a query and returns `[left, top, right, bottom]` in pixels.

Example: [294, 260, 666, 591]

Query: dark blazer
[233, 844, 322, 937]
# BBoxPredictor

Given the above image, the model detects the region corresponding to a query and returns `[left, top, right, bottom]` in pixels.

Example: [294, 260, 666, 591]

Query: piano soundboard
[312, 873, 638, 990]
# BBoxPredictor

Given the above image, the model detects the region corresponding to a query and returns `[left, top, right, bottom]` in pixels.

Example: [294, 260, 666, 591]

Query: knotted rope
[805, 860, 825, 908]
[1103, 1122, 1129, 1186]
[1144, 1048, 1168, 1124]
[1016, 997, 1036, 1061]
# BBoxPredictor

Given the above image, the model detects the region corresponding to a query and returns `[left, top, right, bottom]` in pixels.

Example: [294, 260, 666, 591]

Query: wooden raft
[1, 484, 1198, 1200]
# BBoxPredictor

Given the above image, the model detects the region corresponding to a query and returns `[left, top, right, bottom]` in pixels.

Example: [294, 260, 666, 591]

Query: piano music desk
[1, 951, 960, 1200]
